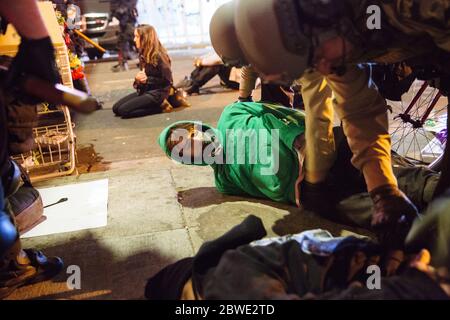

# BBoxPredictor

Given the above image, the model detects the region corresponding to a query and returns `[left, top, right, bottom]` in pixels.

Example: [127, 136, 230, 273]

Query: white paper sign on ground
[22, 179, 109, 238]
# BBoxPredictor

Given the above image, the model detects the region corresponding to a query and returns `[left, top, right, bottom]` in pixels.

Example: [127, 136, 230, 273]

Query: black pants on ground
[191, 65, 239, 90]
[113, 92, 164, 119]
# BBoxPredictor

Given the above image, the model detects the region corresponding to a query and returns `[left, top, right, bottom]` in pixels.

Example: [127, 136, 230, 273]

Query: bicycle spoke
[389, 80, 446, 163]
[405, 128, 416, 158]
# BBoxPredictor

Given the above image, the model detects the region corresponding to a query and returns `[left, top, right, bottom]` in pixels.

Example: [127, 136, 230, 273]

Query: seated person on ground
[158, 101, 439, 227]
[175, 52, 239, 96]
[145, 192, 450, 300]
[113, 24, 174, 118]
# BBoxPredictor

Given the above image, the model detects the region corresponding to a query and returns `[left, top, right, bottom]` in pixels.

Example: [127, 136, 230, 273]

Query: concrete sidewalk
[8, 56, 370, 300]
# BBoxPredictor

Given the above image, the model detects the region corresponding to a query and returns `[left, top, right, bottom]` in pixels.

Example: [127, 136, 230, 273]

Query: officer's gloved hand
[7, 36, 60, 102]
[370, 184, 419, 249]
[301, 180, 336, 217]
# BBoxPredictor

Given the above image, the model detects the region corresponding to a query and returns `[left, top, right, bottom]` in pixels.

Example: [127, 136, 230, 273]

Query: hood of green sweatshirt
[158, 121, 219, 166]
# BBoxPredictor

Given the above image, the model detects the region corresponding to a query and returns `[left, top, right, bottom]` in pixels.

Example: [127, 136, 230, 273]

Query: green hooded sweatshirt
[158, 102, 306, 206]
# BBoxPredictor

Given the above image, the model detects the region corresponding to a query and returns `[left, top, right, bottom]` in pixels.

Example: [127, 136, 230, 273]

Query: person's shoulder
[158, 53, 172, 66]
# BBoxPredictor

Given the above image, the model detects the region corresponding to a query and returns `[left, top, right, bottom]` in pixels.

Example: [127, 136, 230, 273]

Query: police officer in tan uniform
[210, 0, 449, 247]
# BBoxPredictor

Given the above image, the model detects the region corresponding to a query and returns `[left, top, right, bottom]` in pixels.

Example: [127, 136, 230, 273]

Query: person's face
[313, 36, 354, 75]
[171, 128, 216, 163]
[134, 29, 141, 49]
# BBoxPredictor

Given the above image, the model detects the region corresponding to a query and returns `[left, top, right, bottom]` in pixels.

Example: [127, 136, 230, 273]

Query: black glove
[7, 36, 60, 102]
[370, 184, 419, 248]
[300, 180, 336, 217]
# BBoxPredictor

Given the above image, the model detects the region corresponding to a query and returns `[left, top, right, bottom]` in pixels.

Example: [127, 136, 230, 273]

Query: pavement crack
[168, 168, 196, 255]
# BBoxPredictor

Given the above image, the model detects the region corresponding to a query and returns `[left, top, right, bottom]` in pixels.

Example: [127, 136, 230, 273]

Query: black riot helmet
[209, 1, 248, 67]
[233, 0, 354, 83]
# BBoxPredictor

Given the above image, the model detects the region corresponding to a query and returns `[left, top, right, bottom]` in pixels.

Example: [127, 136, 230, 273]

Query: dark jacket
[135, 53, 173, 103]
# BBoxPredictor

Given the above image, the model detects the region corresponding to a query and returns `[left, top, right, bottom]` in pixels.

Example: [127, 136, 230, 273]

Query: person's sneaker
[0, 249, 64, 299]
[160, 100, 173, 113]
[175, 76, 192, 89]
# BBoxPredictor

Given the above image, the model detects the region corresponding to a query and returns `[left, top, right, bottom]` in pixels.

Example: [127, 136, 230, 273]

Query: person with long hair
[113, 24, 174, 118]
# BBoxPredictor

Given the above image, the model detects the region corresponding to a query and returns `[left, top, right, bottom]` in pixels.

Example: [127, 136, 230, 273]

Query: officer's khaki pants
[300, 66, 398, 191]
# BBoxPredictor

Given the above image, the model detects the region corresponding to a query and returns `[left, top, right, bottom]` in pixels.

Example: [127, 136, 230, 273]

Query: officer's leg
[326, 65, 397, 192]
[298, 71, 337, 215]
[112, 32, 129, 72]
[300, 71, 336, 184]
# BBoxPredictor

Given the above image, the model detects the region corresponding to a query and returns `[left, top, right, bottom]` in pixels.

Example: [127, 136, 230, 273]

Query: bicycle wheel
[390, 80, 448, 164]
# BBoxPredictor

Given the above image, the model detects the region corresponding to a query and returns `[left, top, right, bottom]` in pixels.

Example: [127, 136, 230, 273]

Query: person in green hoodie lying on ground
[159, 101, 307, 206]
[158, 101, 439, 230]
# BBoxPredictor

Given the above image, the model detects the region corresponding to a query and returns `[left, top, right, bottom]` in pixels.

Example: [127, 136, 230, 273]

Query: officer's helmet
[234, 0, 312, 84]
[209, 1, 247, 67]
